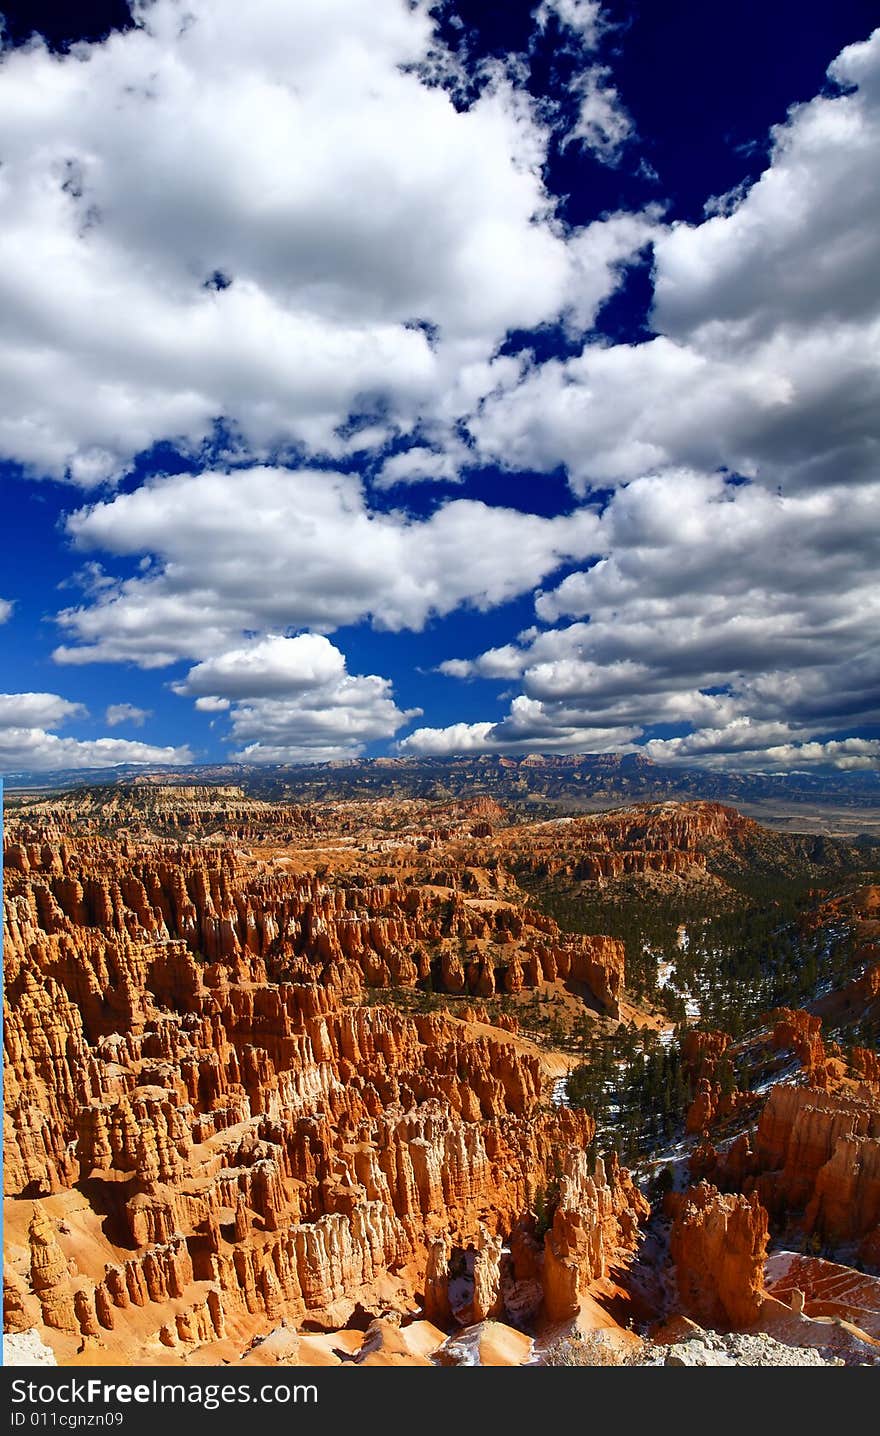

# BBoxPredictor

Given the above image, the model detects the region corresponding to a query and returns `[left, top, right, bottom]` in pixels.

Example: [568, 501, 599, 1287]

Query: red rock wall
[3, 826, 646, 1351]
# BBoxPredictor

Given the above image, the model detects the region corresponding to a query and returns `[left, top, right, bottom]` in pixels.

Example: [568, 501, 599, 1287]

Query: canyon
[3, 785, 879, 1367]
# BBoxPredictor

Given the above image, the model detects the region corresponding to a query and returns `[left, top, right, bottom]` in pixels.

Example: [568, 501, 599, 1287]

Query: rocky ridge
[4, 792, 879, 1368]
[3, 810, 647, 1364]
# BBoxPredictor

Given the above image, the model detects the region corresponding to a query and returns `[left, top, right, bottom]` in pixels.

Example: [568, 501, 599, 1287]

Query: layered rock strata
[3, 824, 646, 1361]
[670, 1184, 768, 1330]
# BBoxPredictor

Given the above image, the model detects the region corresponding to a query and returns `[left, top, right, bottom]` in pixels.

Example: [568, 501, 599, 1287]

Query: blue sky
[0, 0, 878, 774]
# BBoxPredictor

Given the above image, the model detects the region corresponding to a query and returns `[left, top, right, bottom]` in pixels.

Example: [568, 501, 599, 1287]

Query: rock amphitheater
[3, 790, 879, 1366]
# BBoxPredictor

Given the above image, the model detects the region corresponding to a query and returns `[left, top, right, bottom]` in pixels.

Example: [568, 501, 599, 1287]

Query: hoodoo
[4, 787, 878, 1366]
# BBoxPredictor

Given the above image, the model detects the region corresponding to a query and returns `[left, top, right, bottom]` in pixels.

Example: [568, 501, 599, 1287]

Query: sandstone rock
[471, 1227, 504, 1323]
[755, 1083, 880, 1239]
[3, 1271, 32, 1334]
[670, 1183, 768, 1330]
[686, 1079, 718, 1136]
[1, 803, 660, 1360]
[28, 1208, 77, 1334]
[543, 1151, 648, 1322]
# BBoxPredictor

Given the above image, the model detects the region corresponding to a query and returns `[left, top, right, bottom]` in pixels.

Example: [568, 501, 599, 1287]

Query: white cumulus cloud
[0, 692, 86, 727]
[2, 11, 876, 777]
[471, 31, 880, 494]
[564, 66, 633, 165]
[422, 466, 880, 765]
[104, 702, 151, 727]
[55, 467, 601, 665]
[173, 633, 417, 763]
[401, 701, 640, 756]
[175, 634, 346, 700]
[0, 0, 624, 483]
[0, 691, 190, 772]
[374, 447, 463, 489]
[642, 734, 880, 773]
[535, 0, 605, 47]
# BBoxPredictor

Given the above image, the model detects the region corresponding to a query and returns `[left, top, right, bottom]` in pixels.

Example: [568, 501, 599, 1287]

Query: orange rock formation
[2, 814, 647, 1363]
[670, 1183, 768, 1329]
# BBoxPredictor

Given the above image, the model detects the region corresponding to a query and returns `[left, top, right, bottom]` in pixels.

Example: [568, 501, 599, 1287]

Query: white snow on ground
[750, 1058, 801, 1095]
[448, 1274, 473, 1314]
[2, 1330, 57, 1365]
[448, 1250, 476, 1321]
[645, 1134, 691, 1167]
[655, 953, 701, 1019]
[551, 1076, 569, 1106]
[812, 978, 836, 998]
[764, 1250, 802, 1285]
[435, 1326, 482, 1366]
[640, 1150, 692, 1195]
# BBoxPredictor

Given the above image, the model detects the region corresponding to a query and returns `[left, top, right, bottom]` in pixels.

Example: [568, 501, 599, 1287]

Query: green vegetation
[566, 1026, 690, 1166]
[517, 865, 877, 1037]
[352, 850, 879, 1171]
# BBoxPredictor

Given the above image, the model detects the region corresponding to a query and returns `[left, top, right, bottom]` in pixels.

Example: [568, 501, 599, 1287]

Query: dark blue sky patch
[592, 244, 655, 343]
[0, 2, 875, 774]
[0, 0, 133, 50]
[498, 322, 586, 366]
[203, 270, 233, 292]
